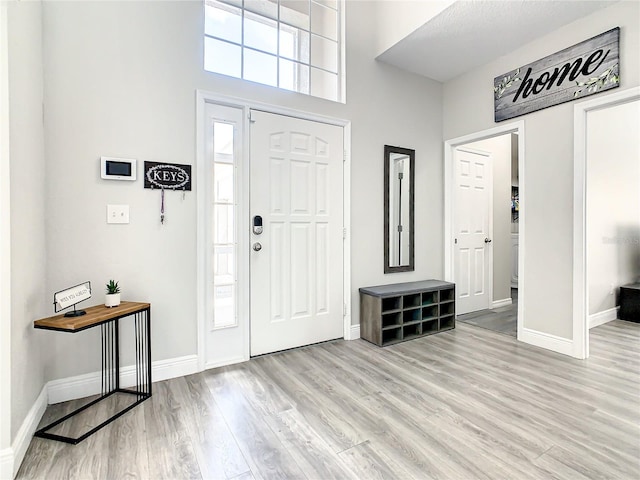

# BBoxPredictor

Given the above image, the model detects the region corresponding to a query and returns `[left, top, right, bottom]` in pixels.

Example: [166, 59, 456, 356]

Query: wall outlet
[107, 204, 130, 224]
[610, 283, 615, 295]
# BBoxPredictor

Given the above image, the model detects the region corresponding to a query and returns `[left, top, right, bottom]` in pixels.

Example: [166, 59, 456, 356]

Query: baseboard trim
[0, 447, 13, 480]
[519, 327, 573, 357]
[589, 307, 618, 329]
[152, 355, 199, 381]
[491, 298, 513, 309]
[11, 386, 47, 477]
[47, 370, 100, 405]
[8, 355, 199, 477]
[348, 324, 360, 340]
[48, 354, 199, 404]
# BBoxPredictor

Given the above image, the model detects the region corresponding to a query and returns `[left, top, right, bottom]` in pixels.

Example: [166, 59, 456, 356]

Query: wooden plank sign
[494, 28, 619, 122]
[144, 161, 192, 190]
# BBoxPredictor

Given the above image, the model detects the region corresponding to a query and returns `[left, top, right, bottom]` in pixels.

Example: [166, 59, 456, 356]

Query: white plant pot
[105, 293, 121, 308]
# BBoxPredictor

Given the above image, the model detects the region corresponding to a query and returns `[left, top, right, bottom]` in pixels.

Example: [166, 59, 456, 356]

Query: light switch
[107, 204, 130, 224]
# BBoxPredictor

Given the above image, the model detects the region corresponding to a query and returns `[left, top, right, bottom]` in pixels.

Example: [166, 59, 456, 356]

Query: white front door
[249, 110, 344, 356]
[455, 148, 492, 314]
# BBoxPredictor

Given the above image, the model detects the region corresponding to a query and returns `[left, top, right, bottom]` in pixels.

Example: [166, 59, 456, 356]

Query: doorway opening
[573, 86, 640, 359]
[444, 121, 525, 341]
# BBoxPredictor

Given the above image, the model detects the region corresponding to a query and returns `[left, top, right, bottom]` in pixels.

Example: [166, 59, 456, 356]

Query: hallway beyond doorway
[457, 289, 518, 337]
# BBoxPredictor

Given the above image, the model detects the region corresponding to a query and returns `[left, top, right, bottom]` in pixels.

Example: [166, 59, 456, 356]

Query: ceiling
[376, 0, 619, 83]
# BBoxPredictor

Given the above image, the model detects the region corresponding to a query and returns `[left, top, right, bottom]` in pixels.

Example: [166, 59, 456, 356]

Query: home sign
[143, 161, 192, 190]
[494, 27, 619, 122]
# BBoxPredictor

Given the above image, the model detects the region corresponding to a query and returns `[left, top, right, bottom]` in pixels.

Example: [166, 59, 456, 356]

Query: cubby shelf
[360, 280, 456, 347]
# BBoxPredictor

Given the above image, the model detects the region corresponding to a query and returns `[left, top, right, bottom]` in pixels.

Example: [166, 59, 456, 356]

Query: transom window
[204, 0, 343, 102]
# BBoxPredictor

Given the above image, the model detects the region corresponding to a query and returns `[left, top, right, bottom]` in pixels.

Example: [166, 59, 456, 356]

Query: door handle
[484, 238, 492, 243]
[253, 242, 262, 252]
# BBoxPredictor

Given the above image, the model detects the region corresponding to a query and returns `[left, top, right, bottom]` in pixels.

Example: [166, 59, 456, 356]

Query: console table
[33, 301, 151, 444]
[360, 280, 455, 346]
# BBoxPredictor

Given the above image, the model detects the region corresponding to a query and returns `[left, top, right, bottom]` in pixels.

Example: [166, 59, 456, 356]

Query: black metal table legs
[34, 307, 151, 444]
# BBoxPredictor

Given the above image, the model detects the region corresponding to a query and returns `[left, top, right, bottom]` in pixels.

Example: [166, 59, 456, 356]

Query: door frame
[444, 120, 525, 340]
[572, 86, 640, 360]
[195, 90, 352, 372]
[0, 1, 12, 466]
[453, 146, 494, 314]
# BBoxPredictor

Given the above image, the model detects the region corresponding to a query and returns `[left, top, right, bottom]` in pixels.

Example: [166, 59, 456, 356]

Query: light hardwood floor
[17, 320, 640, 479]
[457, 289, 518, 337]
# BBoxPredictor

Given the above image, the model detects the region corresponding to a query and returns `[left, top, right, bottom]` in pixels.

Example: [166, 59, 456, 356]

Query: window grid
[204, 4, 339, 71]
[204, 0, 342, 101]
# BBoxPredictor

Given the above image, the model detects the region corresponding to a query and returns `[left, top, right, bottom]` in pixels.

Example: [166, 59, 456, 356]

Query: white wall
[375, 0, 453, 56]
[443, 0, 640, 339]
[464, 135, 512, 303]
[7, 0, 47, 442]
[587, 100, 640, 315]
[41, 0, 443, 380]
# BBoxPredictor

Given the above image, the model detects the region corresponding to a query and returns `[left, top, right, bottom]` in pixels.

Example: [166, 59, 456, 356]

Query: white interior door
[455, 148, 492, 314]
[250, 110, 344, 356]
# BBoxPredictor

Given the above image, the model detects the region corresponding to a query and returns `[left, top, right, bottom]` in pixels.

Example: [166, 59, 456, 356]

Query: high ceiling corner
[376, 0, 620, 83]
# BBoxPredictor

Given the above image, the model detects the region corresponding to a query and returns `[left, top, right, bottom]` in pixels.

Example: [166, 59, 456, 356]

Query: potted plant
[105, 280, 121, 308]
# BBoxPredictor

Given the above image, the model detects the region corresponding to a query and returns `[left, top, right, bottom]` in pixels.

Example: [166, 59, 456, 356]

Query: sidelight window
[212, 121, 237, 329]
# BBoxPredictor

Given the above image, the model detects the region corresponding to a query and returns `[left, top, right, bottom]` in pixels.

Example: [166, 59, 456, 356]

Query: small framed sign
[54, 281, 92, 317]
[144, 161, 192, 191]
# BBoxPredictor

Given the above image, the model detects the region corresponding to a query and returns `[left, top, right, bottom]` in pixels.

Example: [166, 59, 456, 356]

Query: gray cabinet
[360, 280, 455, 346]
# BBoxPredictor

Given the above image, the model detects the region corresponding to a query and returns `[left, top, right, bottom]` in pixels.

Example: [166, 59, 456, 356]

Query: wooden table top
[34, 301, 150, 332]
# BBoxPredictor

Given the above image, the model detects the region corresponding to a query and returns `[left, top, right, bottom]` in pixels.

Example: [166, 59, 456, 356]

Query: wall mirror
[384, 145, 415, 273]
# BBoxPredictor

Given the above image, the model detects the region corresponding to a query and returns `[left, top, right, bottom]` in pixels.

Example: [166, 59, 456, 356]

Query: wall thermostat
[101, 157, 137, 181]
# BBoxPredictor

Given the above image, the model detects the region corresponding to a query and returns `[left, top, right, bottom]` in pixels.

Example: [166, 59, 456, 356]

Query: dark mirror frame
[384, 145, 415, 274]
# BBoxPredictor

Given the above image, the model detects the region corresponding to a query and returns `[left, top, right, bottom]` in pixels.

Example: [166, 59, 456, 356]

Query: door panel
[458, 248, 471, 298]
[455, 149, 492, 314]
[250, 110, 343, 356]
[474, 247, 486, 294]
[291, 223, 311, 317]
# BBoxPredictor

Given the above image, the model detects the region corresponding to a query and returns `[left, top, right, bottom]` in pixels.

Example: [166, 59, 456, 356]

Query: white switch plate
[107, 204, 130, 224]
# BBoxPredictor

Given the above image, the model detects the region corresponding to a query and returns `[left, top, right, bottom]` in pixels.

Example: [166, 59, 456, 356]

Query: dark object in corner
[619, 284, 640, 323]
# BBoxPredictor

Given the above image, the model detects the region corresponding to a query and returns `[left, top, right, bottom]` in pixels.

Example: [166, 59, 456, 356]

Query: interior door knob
[253, 242, 262, 251]
[484, 238, 492, 243]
